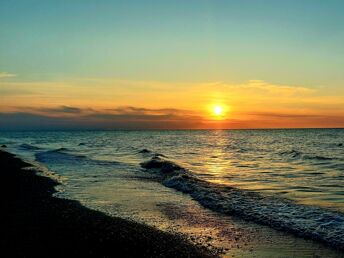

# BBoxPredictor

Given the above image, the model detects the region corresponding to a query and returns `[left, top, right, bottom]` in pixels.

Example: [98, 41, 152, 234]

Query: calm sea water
[1, 129, 344, 255]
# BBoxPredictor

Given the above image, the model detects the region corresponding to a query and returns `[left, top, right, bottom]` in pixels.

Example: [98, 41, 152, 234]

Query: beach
[1, 149, 215, 257]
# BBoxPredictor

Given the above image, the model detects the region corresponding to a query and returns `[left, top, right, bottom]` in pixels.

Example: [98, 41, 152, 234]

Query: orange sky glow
[1, 77, 343, 130]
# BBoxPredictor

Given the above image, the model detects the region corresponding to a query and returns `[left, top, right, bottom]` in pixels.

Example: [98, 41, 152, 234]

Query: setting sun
[213, 105, 223, 116]
[209, 104, 230, 120]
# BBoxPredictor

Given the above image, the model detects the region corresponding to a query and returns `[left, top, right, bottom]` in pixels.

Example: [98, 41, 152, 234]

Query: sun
[209, 104, 229, 119]
[213, 105, 223, 116]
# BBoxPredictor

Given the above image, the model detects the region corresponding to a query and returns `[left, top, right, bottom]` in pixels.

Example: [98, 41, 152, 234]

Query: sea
[1, 129, 343, 257]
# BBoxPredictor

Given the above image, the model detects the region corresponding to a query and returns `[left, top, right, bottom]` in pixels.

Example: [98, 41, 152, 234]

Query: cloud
[84, 106, 201, 126]
[37, 105, 85, 114]
[0, 106, 203, 130]
[11, 106, 192, 118]
[233, 111, 344, 128]
[78, 78, 315, 96]
[1, 104, 344, 130]
[0, 113, 78, 130]
[245, 80, 314, 94]
[207, 80, 314, 96]
[0, 72, 16, 79]
[1, 111, 342, 130]
[247, 112, 324, 119]
[12, 106, 94, 116]
[107, 106, 189, 116]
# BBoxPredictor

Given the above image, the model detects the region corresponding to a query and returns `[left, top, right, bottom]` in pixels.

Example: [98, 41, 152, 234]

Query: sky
[1, 0, 344, 130]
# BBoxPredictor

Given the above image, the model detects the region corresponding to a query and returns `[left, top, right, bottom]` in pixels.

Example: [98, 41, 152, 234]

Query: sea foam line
[140, 156, 344, 250]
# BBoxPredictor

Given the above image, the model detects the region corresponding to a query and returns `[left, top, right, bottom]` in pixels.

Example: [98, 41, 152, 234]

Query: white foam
[141, 157, 344, 250]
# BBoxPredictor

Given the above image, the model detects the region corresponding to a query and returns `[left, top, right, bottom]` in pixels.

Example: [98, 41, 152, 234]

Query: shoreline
[0, 150, 216, 257]
[141, 156, 344, 251]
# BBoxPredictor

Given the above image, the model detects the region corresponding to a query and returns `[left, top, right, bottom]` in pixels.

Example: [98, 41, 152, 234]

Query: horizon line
[1, 127, 344, 132]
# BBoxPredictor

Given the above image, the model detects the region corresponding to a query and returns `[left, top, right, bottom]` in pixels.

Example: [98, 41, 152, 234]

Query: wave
[36, 149, 86, 163]
[140, 156, 344, 250]
[138, 148, 167, 158]
[141, 156, 183, 173]
[280, 149, 334, 162]
[279, 149, 303, 158]
[19, 143, 41, 150]
[0, 140, 16, 145]
[35, 148, 120, 166]
[50, 147, 71, 152]
[139, 148, 152, 154]
[303, 155, 333, 161]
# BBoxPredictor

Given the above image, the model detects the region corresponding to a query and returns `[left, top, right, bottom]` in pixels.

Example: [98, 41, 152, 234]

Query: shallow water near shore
[1, 129, 344, 257]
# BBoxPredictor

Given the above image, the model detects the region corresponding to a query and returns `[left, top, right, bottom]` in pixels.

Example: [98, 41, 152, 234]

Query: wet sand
[0, 150, 215, 258]
[76, 172, 344, 258]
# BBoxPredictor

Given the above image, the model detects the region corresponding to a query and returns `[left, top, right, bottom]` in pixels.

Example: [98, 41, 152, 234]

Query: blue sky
[1, 0, 344, 85]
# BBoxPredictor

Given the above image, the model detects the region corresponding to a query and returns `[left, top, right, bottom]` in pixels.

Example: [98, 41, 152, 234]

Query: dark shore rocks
[0, 150, 215, 258]
[1, 144, 6, 148]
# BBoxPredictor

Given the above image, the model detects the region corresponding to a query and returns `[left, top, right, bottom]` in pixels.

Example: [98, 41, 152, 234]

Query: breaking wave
[140, 156, 344, 250]
[19, 143, 41, 150]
